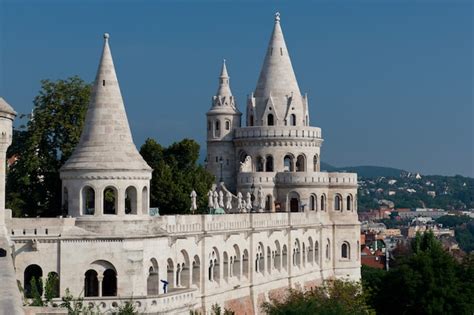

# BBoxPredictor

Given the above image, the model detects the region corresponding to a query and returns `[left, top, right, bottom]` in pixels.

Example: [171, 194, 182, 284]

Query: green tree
[261, 280, 375, 315]
[140, 138, 214, 215]
[28, 277, 44, 306]
[44, 272, 60, 304]
[374, 231, 474, 315]
[6, 76, 91, 217]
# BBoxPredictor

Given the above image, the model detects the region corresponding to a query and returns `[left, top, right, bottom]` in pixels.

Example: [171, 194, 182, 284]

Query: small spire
[103, 32, 110, 40]
[275, 12, 280, 23]
[216, 59, 232, 97]
[220, 59, 229, 78]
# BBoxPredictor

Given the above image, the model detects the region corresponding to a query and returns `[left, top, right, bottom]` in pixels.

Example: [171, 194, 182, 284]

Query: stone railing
[50, 289, 196, 314]
[237, 172, 276, 185]
[275, 172, 357, 186]
[234, 126, 322, 141]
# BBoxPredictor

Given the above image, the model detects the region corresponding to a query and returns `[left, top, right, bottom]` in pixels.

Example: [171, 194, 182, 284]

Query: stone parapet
[234, 126, 322, 141]
[275, 171, 357, 187]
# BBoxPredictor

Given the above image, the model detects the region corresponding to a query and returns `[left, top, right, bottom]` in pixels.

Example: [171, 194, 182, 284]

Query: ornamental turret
[206, 60, 241, 191]
[248, 12, 309, 127]
[0, 98, 16, 230]
[60, 33, 152, 218]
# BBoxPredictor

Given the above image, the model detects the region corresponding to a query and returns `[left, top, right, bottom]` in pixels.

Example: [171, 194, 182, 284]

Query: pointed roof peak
[61, 33, 150, 172]
[216, 59, 232, 97]
[220, 58, 229, 78]
[254, 12, 301, 99]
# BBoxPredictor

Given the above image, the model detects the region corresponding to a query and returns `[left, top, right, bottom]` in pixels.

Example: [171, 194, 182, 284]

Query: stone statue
[257, 186, 265, 211]
[225, 191, 233, 211]
[239, 156, 252, 172]
[207, 190, 214, 209]
[218, 190, 225, 208]
[237, 192, 243, 211]
[245, 192, 252, 211]
[190, 190, 197, 214]
[213, 190, 219, 210]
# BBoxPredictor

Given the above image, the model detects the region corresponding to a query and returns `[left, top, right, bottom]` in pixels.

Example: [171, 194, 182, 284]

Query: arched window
[125, 186, 137, 214]
[207, 121, 211, 131]
[242, 250, 249, 279]
[24, 264, 43, 298]
[341, 242, 350, 259]
[326, 239, 331, 260]
[313, 155, 319, 172]
[225, 120, 231, 130]
[335, 195, 342, 211]
[305, 115, 309, 126]
[82, 186, 95, 215]
[282, 245, 288, 270]
[84, 270, 98, 297]
[320, 194, 326, 211]
[296, 155, 305, 172]
[142, 187, 149, 215]
[192, 256, 201, 288]
[265, 195, 272, 211]
[215, 120, 220, 131]
[102, 269, 117, 296]
[289, 192, 300, 212]
[256, 156, 264, 172]
[290, 114, 296, 126]
[283, 155, 294, 172]
[46, 272, 60, 298]
[249, 115, 254, 126]
[103, 187, 117, 215]
[315, 241, 319, 263]
[267, 114, 274, 126]
[147, 259, 159, 295]
[346, 195, 352, 211]
[310, 195, 316, 211]
[265, 155, 274, 172]
[167, 259, 175, 290]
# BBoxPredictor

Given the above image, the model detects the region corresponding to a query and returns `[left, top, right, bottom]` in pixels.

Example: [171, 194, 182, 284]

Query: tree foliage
[6, 76, 91, 217]
[368, 231, 474, 315]
[261, 280, 375, 315]
[140, 138, 214, 215]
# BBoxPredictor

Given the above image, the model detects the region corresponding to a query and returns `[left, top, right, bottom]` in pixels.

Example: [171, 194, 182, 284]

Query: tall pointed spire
[255, 12, 301, 98]
[208, 59, 239, 112]
[252, 13, 304, 126]
[61, 33, 150, 171]
[216, 59, 232, 97]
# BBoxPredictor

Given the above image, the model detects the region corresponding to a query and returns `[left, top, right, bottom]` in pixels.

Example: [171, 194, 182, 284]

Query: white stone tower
[206, 60, 241, 191]
[0, 98, 16, 232]
[60, 33, 152, 218]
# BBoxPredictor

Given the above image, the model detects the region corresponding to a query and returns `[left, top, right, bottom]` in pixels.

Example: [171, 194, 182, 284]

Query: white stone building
[0, 13, 360, 315]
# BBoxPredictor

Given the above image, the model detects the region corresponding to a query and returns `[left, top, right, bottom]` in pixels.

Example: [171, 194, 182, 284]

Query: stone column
[98, 275, 104, 297]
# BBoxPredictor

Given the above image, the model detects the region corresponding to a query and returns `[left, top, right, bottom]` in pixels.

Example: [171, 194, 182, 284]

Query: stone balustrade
[234, 126, 322, 140]
[275, 172, 357, 186]
[50, 289, 196, 314]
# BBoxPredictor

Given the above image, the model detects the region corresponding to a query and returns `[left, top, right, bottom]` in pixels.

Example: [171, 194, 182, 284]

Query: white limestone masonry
[1, 13, 360, 315]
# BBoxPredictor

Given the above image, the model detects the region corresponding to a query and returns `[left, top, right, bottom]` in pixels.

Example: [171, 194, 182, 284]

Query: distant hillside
[321, 163, 407, 178]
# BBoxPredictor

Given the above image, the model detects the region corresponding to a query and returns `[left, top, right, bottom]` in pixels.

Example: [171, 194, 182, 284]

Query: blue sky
[1, 0, 472, 177]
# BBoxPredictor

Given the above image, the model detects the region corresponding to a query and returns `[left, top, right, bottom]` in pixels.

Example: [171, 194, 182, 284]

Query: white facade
[1, 13, 360, 315]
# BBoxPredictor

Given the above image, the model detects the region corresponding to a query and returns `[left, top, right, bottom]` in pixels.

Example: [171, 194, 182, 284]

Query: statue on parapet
[190, 190, 197, 214]
[239, 156, 252, 172]
[225, 191, 233, 211]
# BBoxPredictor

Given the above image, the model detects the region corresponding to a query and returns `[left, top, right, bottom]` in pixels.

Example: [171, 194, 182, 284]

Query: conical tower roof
[255, 13, 301, 99]
[0, 97, 17, 116]
[252, 13, 305, 126]
[61, 33, 151, 172]
[208, 59, 239, 114]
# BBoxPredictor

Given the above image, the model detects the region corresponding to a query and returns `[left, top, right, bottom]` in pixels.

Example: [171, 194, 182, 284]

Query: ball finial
[275, 12, 280, 22]
[104, 33, 110, 40]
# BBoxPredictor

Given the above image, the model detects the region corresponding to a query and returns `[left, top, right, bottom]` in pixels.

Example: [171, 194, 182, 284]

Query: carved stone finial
[275, 12, 280, 22]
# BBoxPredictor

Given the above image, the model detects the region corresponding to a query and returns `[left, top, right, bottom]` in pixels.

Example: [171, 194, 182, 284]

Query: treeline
[5, 77, 213, 217]
[263, 232, 474, 315]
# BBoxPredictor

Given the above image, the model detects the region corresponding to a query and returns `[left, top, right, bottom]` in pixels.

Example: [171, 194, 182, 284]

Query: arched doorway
[24, 264, 43, 298]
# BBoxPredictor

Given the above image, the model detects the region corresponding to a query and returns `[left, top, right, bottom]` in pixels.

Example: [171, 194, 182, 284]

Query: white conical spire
[252, 13, 305, 126]
[216, 59, 232, 97]
[208, 59, 239, 113]
[61, 33, 151, 171]
[255, 12, 301, 99]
